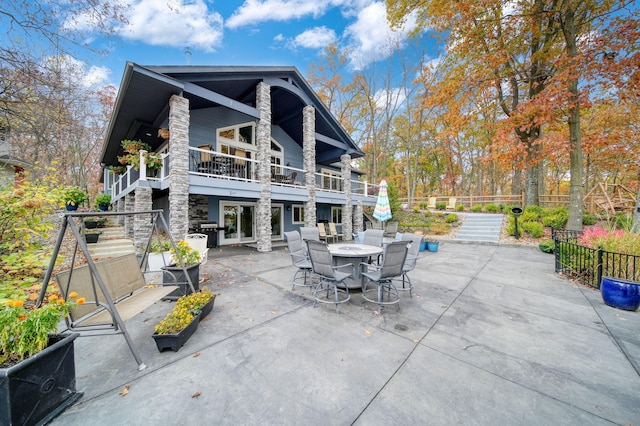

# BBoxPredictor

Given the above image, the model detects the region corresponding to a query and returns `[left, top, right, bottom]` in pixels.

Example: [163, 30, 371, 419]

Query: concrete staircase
[87, 226, 135, 258]
[455, 213, 504, 243]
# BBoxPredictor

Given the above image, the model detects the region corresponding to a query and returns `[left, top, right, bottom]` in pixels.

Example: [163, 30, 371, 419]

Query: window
[321, 168, 343, 191]
[331, 207, 342, 224]
[292, 205, 305, 224]
[217, 123, 255, 155]
[270, 139, 284, 174]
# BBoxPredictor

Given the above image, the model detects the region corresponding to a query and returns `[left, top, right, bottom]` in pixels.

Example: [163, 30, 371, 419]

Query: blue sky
[67, 0, 431, 88]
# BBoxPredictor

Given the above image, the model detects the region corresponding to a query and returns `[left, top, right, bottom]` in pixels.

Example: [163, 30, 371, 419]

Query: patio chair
[427, 197, 437, 210]
[184, 233, 209, 264]
[446, 197, 456, 210]
[317, 223, 335, 243]
[360, 241, 409, 312]
[306, 240, 353, 313]
[328, 223, 344, 241]
[397, 233, 423, 297]
[284, 231, 313, 291]
[300, 226, 320, 244]
[383, 221, 398, 238]
[363, 229, 384, 264]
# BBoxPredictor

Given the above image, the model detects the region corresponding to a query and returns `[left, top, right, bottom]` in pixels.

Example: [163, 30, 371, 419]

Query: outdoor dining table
[328, 243, 384, 289]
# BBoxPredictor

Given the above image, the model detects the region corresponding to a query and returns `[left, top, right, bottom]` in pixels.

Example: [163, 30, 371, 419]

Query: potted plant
[152, 288, 215, 352]
[144, 152, 163, 172]
[162, 240, 201, 296]
[62, 187, 88, 211]
[1, 294, 85, 425]
[424, 236, 439, 252]
[95, 193, 111, 211]
[84, 230, 102, 244]
[84, 217, 99, 229]
[147, 238, 174, 271]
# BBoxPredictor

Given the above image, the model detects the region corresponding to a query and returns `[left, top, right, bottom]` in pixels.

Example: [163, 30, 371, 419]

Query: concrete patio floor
[51, 241, 640, 425]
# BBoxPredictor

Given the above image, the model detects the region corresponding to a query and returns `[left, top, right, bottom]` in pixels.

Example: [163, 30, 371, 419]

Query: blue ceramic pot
[601, 276, 640, 311]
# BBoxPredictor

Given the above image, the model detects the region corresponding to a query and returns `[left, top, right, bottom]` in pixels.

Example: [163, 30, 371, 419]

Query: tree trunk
[563, 8, 584, 232]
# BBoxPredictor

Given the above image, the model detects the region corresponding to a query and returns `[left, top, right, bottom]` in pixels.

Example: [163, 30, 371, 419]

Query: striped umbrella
[373, 180, 392, 222]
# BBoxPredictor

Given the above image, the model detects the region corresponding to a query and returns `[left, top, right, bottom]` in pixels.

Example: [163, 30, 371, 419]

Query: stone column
[353, 201, 364, 233]
[133, 185, 153, 252]
[256, 82, 272, 252]
[117, 197, 126, 225]
[303, 105, 316, 226]
[168, 95, 190, 242]
[124, 194, 135, 238]
[341, 154, 353, 241]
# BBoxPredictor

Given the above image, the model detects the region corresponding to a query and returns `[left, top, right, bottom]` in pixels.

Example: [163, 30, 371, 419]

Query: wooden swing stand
[584, 182, 637, 217]
[36, 209, 197, 371]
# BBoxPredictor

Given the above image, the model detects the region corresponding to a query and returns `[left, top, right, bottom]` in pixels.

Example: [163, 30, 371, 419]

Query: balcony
[109, 147, 378, 204]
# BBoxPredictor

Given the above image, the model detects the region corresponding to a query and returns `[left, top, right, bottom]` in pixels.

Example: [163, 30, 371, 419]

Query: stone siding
[133, 184, 153, 252]
[168, 95, 190, 242]
[303, 105, 316, 226]
[255, 82, 272, 252]
[341, 154, 353, 240]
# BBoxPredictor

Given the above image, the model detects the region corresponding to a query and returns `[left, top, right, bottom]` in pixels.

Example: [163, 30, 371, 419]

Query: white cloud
[227, 0, 344, 29]
[374, 87, 406, 110]
[83, 66, 111, 87]
[343, 2, 419, 69]
[40, 55, 111, 88]
[291, 27, 337, 49]
[116, 0, 224, 52]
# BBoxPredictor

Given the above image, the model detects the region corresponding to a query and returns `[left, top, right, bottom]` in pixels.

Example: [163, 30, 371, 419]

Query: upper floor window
[218, 123, 256, 161]
[320, 168, 343, 191]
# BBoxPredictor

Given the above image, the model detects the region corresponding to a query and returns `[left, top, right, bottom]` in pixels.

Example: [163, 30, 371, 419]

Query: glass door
[221, 203, 256, 244]
[271, 205, 283, 240]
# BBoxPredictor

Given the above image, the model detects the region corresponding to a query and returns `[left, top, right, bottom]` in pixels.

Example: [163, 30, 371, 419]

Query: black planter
[152, 315, 199, 352]
[84, 220, 98, 229]
[0, 333, 82, 426]
[162, 264, 200, 297]
[84, 233, 100, 244]
[198, 296, 216, 322]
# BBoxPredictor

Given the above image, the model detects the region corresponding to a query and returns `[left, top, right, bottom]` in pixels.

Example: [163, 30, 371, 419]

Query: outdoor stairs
[87, 226, 135, 258]
[454, 213, 504, 243]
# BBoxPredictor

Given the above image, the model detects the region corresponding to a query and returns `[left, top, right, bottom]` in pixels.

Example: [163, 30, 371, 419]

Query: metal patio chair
[306, 240, 353, 313]
[360, 241, 409, 312]
[284, 231, 313, 291]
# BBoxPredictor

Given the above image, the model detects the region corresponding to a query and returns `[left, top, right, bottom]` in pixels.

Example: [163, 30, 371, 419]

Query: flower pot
[147, 251, 173, 271]
[419, 241, 428, 252]
[152, 315, 200, 352]
[0, 333, 82, 426]
[601, 276, 640, 311]
[85, 233, 100, 244]
[98, 205, 108, 211]
[162, 264, 200, 297]
[65, 204, 78, 211]
[426, 241, 439, 252]
[84, 220, 98, 229]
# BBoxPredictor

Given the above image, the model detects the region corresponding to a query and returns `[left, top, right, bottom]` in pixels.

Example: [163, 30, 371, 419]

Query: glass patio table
[328, 244, 383, 289]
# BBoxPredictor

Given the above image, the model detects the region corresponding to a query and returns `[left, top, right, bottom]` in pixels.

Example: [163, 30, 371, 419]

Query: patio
[52, 241, 640, 425]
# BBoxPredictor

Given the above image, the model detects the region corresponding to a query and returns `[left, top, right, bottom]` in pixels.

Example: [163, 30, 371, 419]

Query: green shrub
[524, 205, 544, 216]
[582, 213, 596, 226]
[435, 201, 447, 210]
[521, 211, 539, 222]
[471, 205, 483, 213]
[484, 203, 500, 213]
[445, 213, 458, 223]
[541, 207, 568, 229]
[456, 204, 465, 211]
[418, 201, 428, 210]
[614, 212, 634, 231]
[522, 221, 545, 238]
[538, 239, 555, 253]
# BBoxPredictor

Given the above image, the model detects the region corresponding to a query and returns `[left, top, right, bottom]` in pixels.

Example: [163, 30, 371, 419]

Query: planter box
[419, 241, 428, 252]
[427, 241, 439, 252]
[162, 264, 200, 298]
[601, 276, 640, 311]
[198, 296, 216, 322]
[0, 333, 82, 426]
[84, 220, 98, 229]
[152, 316, 199, 352]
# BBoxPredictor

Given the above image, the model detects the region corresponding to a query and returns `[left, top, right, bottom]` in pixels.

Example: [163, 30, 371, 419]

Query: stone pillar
[168, 95, 190, 242]
[117, 197, 126, 225]
[303, 105, 316, 226]
[124, 194, 135, 238]
[133, 185, 153, 252]
[341, 154, 353, 241]
[353, 201, 364, 234]
[256, 82, 272, 252]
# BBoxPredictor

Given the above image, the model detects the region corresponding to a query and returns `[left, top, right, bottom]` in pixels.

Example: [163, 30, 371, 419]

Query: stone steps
[87, 226, 136, 258]
[455, 213, 504, 242]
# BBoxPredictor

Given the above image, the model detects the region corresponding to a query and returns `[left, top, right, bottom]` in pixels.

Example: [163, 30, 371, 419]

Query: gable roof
[101, 63, 364, 166]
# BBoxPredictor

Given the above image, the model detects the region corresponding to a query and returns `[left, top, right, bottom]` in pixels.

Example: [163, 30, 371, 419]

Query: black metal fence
[552, 228, 640, 288]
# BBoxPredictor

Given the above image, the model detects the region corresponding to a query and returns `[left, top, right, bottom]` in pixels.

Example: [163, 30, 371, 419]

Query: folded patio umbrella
[373, 179, 392, 222]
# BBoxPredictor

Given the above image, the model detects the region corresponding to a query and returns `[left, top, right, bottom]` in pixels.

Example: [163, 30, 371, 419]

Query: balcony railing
[109, 146, 376, 201]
